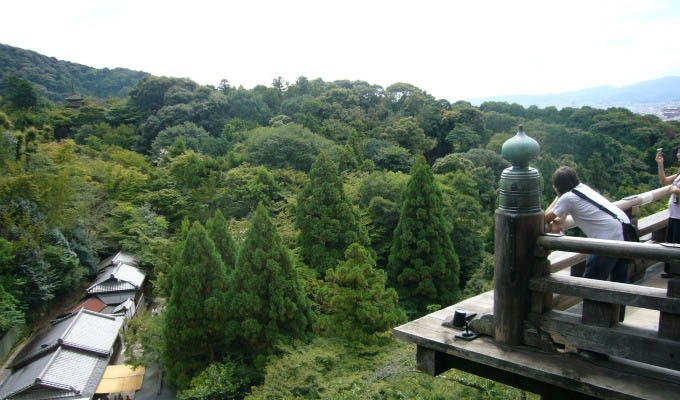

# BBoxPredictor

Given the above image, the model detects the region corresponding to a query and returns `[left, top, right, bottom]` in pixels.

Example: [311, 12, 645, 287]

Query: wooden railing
[526, 185, 680, 371]
[546, 186, 672, 310]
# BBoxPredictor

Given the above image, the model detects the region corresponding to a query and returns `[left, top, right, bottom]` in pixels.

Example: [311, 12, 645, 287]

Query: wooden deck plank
[394, 313, 680, 399]
[394, 265, 680, 399]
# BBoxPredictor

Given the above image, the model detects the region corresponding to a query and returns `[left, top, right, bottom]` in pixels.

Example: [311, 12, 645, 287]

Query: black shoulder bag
[571, 189, 640, 242]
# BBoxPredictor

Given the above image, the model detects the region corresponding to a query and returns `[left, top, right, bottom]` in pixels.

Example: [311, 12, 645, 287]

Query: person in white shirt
[545, 166, 630, 284]
[656, 146, 680, 278]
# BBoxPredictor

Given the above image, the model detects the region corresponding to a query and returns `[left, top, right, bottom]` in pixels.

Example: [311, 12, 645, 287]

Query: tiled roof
[68, 298, 107, 314]
[96, 291, 136, 306]
[0, 351, 53, 399]
[111, 251, 139, 267]
[86, 264, 145, 294]
[9, 310, 123, 369]
[96, 254, 116, 273]
[0, 310, 122, 400]
[10, 315, 75, 368]
[0, 348, 111, 400]
[61, 311, 123, 354]
[41, 348, 99, 392]
[114, 264, 145, 288]
[87, 281, 136, 294]
[112, 299, 136, 319]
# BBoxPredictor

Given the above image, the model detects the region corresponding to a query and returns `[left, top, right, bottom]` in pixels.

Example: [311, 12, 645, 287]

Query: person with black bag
[545, 166, 634, 361]
[656, 146, 680, 278]
[545, 167, 633, 288]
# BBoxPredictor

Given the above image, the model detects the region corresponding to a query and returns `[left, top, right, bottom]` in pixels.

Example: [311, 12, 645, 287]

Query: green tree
[296, 152, 369, 274]
[178, 361, 249, 400]
[207, 210, 237, 271]
[383, 116, 435, 154]
[387, 156, 460, 313]
[318, 243, 406, 343]
[3, 77, 38, 109]
[229, 204, 313, 365]
[151, 122, 211, 157]
[164, 221, 230, 389]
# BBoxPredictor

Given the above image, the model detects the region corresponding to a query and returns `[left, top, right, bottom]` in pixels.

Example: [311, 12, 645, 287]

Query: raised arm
[656, 151, 679, 185]
[544, 194, 562, 233]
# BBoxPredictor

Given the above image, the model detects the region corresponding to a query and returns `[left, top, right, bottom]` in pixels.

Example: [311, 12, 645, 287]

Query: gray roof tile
[62, 311, 123, 354]
[0, 351, 53, 399]
[111, 251, 139, 267]
[87, 264, 145, 294]
[41, 349, 99, 393]
[10, 315, 77, 368]
[0, 310, 122, 400]
[96, 291, 136, 305]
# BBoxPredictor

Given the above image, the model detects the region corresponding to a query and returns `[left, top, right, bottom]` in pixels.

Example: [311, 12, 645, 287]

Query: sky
[2, 0, 680, 102]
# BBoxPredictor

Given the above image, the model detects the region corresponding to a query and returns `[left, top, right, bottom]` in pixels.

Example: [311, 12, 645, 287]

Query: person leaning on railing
[545, 166, 630, 286]
[656, 146, 680, 278]
[545, 166, 632, 360]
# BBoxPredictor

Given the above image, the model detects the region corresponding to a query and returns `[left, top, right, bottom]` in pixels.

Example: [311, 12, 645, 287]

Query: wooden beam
[537, 235, 680, 262]
[582, 299, 620, 328]
[545, 211, 666, 274]
[659, 279, 680, 341]
[548, 251, 587, 273]
[395, 313, 680, 399]
[529, 311, 680, 371]
[529, 275, 680, 314]
[415, 345, 599, 400]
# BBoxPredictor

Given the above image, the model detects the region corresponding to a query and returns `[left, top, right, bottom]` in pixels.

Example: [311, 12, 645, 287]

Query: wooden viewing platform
[393, 132, 680, 400]
[394, 263, 680, 399]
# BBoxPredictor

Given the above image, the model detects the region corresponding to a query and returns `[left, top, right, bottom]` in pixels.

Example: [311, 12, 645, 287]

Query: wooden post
[582, 299, 620, 328]
[652, 226, 667, 243]
[531, 248, 552, 314]
[494, 210, 544, 344]
[659, 278, 680, 341]
[570, 260, 585, 277]
[494, 125, 542, 345]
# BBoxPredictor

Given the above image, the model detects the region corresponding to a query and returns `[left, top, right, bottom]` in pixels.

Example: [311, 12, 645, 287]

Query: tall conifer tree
[159, 217, 191, 298]
[296, 151, 369, 274]
[229, 204, 313, 362]
[207, 209, 237, 271]
[320, 243, 406, 343]
[387, 156, 460, 311]
[163, 221, 230, 389]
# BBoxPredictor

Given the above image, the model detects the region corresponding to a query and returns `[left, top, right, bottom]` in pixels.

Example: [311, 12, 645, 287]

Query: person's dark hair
[552, 166, 580, 195]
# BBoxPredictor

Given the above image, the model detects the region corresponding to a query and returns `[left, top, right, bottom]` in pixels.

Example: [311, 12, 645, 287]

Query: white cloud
[2, 0, 679, 101]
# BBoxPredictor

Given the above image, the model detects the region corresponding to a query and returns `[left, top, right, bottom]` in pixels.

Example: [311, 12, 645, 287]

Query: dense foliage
[0, 43, 148, 101]
[318, 243, 406, 343]
[296, 152, 369, 274]
[227, 204, 314, 367]
[2, 51, 679, 398]
[388, 157, 461, 312]
[164, 221, 230, 388]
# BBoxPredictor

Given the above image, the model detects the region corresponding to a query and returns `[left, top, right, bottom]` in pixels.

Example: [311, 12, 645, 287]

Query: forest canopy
[2, 58, 679, 398]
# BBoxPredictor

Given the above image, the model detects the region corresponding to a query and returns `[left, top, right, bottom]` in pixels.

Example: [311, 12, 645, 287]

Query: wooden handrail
[529, 275, 680, 314]
[537, 234, 680, 262]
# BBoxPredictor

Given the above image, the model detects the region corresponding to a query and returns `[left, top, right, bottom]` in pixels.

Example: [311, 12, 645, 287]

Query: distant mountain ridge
[469, 76, 680, 109]
[0, 42, 148, 102]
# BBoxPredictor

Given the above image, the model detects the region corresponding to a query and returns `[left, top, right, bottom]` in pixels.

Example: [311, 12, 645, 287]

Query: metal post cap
[501, 125, 540, 168]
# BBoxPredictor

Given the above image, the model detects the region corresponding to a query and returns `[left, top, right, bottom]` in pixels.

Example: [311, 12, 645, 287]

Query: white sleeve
[552, 194, 571, 218]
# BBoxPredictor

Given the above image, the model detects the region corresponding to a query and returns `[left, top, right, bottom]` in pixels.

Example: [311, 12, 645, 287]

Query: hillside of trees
[0, 42, 148, 102]
[2, 58, 680, 398]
